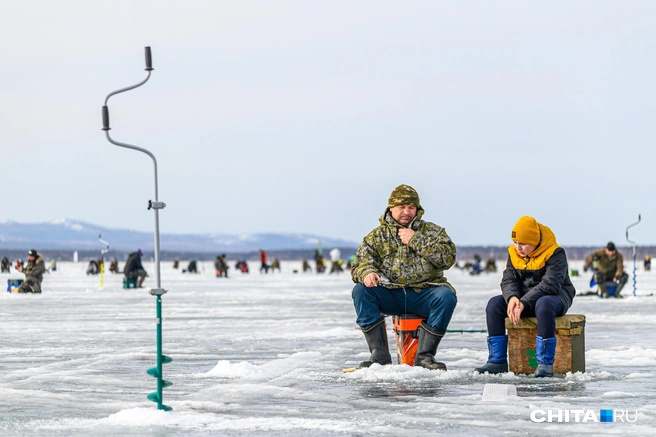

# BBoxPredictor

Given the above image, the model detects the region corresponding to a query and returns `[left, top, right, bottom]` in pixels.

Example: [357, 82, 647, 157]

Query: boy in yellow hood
[474, 216, 576, 377]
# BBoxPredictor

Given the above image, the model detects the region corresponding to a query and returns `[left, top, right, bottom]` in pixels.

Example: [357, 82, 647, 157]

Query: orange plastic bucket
[393, 314, 427, 365]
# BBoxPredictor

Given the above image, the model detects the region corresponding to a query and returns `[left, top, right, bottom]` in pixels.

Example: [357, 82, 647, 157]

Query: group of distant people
[2, 257, 26, 273]
[455, 254, 498, 275]
[257, 249, 281, 274]
[4, 246, 356, 294]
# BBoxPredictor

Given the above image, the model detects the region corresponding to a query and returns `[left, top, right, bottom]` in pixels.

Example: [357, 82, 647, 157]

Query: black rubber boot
[358, 317, 392, 368]
[615, 273, 629, 298]
[414, 321, 447, 370]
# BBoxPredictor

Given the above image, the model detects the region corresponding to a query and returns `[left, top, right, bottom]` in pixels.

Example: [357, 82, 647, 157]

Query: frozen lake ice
[1, 259, 655, 436]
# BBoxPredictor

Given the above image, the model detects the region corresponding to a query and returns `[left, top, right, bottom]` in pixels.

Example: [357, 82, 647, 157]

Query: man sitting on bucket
[17, 249, 46, 293]
[350, 184, 457, 370]
[124, 249, 148, 288]
[583, 242, 628, 298]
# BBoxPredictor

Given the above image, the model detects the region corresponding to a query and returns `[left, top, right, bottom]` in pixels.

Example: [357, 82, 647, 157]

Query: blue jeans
[352, 283, 457, 330]
[485, 294, 564, 338]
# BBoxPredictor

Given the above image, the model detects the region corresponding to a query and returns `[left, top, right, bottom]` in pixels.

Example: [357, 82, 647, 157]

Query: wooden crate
[505, 314, 586, 375]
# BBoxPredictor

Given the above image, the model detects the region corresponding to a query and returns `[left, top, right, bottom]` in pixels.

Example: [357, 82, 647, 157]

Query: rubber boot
[534, 336, 556, 377]
[615, 273, 628, 298]
[414, 321, 447, 370]
[358, 317, 392, 368]
[137, 275, 146, 288]
[474, 335, 508, 374]
[594, 271, 610, 298]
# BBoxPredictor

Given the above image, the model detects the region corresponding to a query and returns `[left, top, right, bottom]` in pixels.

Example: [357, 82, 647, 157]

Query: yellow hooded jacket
[502, 222, 576, 311]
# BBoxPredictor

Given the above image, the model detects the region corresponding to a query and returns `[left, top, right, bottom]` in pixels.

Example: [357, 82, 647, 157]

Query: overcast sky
[1, 1, 655, 246]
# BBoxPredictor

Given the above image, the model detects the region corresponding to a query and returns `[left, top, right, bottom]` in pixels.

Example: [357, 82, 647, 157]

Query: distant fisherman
[215, 254, 228, 278]
[17, 249, 46, 293]
[583, 242, 628, 298]
[350, 184, 457, 370]
[1, 256, 10, 273]
[124, 249, 148, 288]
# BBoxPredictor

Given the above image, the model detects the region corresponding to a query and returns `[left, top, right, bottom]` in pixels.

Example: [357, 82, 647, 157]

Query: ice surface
[0, 259, 655, 436]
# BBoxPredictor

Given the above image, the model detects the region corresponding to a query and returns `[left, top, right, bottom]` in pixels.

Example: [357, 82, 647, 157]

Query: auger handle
[102, 106, 110, 131]
[145, 47, 153, 71]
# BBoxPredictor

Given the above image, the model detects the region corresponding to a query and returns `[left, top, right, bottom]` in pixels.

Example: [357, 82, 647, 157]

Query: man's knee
[439, 288, 457, 311]
[19, 280, 39, 293]
[425, 287, 457, 313]
[618, 272, 629, 285]
[352, 282, 371, 300]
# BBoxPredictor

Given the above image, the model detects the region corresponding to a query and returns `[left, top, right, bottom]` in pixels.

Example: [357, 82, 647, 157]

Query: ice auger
[101, 47, 172, 411]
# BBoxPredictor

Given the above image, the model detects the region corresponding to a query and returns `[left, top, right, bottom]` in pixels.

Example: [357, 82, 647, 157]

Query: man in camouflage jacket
[351, 184, 457, 370]
[583, 241, 628, 297]
[18, 249, 46, 293]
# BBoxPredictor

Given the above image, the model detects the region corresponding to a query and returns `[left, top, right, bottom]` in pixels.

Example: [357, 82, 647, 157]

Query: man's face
[606, 249, 616, 256]
[390, 204, 417, 226]
[28, 255, 35, 262]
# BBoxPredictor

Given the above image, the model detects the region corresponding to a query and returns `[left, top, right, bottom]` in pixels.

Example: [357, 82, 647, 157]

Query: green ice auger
[146, 293, 173, 411]
[102, 47, 172, 411]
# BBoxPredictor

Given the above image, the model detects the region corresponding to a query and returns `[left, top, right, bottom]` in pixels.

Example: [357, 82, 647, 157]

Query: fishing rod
[102, 47, 171, 411]
[446, 329, 487, 334]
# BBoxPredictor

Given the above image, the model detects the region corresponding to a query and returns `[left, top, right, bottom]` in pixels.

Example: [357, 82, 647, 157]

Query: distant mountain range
[0, 219, 359, 253]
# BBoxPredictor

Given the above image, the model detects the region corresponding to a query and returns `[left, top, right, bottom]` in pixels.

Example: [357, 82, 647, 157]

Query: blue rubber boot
[474, 335, 508, 374]
[534, 336, 556, 377]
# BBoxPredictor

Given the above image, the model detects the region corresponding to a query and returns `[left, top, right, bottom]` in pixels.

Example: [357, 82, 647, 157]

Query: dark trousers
[486, 294, 564, 338]
[352, 283, 457, 331]
[594, 271, 629, 295]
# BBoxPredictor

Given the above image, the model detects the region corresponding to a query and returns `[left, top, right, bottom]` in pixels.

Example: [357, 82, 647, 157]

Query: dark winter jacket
[583, 249, 624, 278]
[124, 252, 145, 276]
[24, 254, 46, 286]
[501, 223, 575, 313]
[215, 257, 228, 272]
[351, 206, 456, 291]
